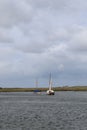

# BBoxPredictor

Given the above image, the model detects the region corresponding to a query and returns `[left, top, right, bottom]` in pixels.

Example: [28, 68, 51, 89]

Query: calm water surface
[0, 92, 87, 130]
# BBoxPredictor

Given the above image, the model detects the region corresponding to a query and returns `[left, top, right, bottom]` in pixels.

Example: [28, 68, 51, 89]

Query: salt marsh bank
[0, 92, 87, 130]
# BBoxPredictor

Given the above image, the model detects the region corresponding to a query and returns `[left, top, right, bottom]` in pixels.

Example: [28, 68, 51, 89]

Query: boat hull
[33, 90, 41, 94]
[47, 90, 55, 95]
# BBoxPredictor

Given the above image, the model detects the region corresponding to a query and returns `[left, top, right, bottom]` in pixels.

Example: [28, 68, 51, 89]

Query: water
[0, 92, 87, 130]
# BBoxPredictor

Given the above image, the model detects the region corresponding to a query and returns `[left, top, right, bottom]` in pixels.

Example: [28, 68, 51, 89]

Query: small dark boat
[34, 79, 41, 94]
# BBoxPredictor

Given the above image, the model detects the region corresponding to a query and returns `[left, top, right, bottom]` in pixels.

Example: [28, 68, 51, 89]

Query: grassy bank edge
[0, 86, 87, 92]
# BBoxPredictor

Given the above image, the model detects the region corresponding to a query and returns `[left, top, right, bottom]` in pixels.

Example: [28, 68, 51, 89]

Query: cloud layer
[0, 0, 87, 87]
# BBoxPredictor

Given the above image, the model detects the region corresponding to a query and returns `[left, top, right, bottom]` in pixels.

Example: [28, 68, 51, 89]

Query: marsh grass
[0, 86, 87, 92]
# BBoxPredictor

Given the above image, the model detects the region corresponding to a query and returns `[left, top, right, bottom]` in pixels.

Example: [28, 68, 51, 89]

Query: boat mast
[36, 79, 38, 88]
[49, 73, 52, 90]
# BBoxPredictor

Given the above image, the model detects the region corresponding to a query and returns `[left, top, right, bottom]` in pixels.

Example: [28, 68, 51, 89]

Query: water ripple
[0, 92, 87, 130]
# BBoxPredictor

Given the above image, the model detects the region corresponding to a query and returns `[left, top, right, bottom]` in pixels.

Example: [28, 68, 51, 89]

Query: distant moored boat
[33, 89, 41, 94]
[34, 79, 41, 94]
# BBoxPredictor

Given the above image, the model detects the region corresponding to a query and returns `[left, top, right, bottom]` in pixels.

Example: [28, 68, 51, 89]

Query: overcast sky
[0, 0, 87, 87]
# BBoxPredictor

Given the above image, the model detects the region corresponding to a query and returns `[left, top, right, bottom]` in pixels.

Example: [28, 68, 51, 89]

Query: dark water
[0, 92, 87, 130]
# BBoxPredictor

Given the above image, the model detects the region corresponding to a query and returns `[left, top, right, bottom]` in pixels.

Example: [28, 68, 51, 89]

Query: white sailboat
[46, 74, 55, 95]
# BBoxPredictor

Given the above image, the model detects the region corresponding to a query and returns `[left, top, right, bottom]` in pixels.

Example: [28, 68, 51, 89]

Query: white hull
[47, 90, 55, 95]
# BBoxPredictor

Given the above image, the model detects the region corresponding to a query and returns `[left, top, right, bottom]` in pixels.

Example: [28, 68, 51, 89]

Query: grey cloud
[0, 0, 87, 87]
[28, 0, 67, 10]
[67, 27, 87, 52]
[0, 0, 33, 27]
[0, 28, 13, 43]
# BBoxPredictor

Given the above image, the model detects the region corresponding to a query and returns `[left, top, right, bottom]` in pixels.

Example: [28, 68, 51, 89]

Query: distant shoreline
[0, 86, 87, 92]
